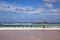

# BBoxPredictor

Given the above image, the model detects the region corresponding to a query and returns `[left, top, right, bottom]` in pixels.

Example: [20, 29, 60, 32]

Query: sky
[0, 0, 60, 23]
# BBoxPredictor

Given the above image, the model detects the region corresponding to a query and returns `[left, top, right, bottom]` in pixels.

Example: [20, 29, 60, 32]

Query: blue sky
[0, 0, 60, 23]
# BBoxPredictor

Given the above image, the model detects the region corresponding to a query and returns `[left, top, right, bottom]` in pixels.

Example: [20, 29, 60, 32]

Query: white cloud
[50, 9, 60, 13]
[45, 3, 53, 8]
[0, 2, 45, 14]
[0, 2, 60, 14]
[0, 2, 16, 11]
[43, 9, 60, 14]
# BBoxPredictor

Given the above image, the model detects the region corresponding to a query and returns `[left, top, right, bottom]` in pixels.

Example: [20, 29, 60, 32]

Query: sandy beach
[0, 30, 60, 40]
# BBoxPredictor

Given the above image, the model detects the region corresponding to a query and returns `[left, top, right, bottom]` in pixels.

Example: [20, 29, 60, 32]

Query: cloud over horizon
[0, 2, 60, 14]
[0, 2, 45, 14]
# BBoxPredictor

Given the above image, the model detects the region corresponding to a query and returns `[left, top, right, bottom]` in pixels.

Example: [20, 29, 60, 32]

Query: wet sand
[0, 30, 60, 40]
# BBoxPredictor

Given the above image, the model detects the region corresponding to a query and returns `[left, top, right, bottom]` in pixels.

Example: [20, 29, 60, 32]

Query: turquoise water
[0, 23, 60, 28]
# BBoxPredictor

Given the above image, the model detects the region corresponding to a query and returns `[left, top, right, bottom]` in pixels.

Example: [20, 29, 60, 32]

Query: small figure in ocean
[43, 25, 45, 28]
